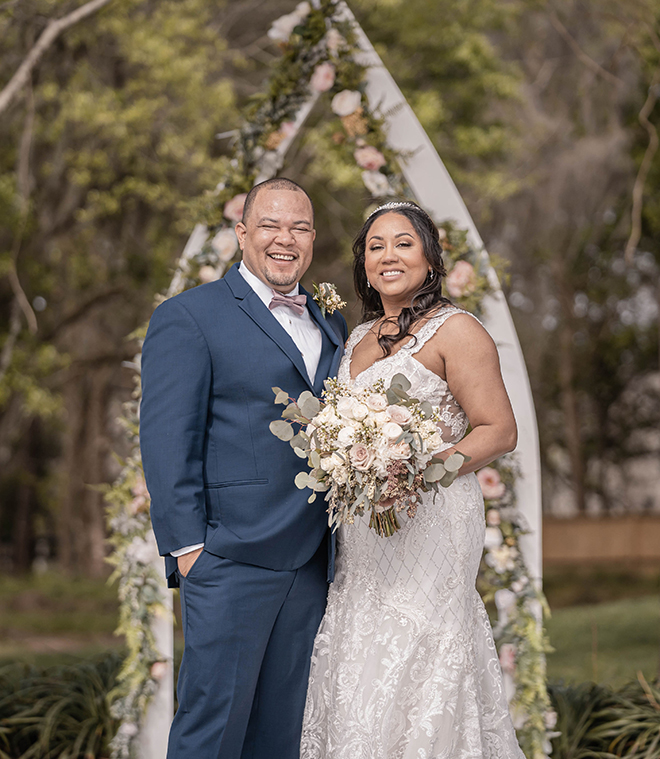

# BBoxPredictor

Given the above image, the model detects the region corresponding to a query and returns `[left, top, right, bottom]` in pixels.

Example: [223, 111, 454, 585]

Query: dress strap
[406, 306, 480, 355]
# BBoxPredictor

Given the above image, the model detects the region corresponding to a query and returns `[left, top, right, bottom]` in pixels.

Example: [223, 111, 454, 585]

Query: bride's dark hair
[353, 202, 451, 356]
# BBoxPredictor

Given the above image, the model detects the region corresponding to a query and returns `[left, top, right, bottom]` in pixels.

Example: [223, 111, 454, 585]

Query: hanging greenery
[104, 1, 552, 757]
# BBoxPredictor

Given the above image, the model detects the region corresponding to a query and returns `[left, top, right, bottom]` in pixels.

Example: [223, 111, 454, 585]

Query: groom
[140, 177, 346, 759]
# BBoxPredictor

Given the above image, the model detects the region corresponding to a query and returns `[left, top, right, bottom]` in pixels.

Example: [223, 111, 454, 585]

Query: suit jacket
[140, 263, 347, 587]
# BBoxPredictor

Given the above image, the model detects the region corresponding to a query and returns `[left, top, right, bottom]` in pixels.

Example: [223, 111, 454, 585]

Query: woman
[300, 201, 525, 758]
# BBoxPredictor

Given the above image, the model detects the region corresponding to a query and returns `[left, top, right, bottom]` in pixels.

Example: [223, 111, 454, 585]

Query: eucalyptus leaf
[423, 462, 446, 483]
[390, 373, 411, 391]
[440, 470, 459, 488]
[307, 493, 316, 503]
[293, 447, 308, 459]
[444, 453, 464, 472]
[282, 404, 301, 420]
[297, 390, 314, 407]
[290, 433, 309, 451]
[269, 420, 294, 441]
[300, 396, 321, 419]
[310, 450, 320, 468]
[420, 400, 433, 418]
[294, 471, 310, 489]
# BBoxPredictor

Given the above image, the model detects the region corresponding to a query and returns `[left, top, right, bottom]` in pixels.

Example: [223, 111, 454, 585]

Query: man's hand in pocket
[177, 547, 204, 577]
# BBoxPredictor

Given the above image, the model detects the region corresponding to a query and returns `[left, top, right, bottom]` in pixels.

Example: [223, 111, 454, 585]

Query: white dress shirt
[171, 263, 323, 558]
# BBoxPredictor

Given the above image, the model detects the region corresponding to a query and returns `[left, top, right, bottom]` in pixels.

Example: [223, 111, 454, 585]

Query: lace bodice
[338, 306, 474, 445]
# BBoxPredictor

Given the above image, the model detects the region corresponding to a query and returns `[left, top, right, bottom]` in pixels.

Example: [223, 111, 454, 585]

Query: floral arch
[104, 2, 552, 757]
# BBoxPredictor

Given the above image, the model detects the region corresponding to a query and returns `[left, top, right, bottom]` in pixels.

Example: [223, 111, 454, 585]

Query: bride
[300, 201, 525, 758]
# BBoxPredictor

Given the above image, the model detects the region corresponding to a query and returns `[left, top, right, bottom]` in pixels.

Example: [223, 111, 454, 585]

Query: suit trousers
[167, 541, 328, 759]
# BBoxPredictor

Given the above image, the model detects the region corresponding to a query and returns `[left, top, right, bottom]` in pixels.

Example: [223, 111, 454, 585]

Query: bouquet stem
[369, 507, 401, 537]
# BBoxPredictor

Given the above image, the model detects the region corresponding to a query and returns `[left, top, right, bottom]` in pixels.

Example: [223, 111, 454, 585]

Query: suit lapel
[303, 287, 344, 394]
[225, 265, 314, 390]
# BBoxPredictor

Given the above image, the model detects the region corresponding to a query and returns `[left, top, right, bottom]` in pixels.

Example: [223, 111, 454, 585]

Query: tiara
[366, 201, 419, 219]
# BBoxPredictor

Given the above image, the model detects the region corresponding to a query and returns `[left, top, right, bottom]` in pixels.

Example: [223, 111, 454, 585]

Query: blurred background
[0, 0, 659, 749]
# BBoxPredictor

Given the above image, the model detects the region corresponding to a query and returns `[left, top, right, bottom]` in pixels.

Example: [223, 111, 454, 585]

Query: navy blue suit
[140, 263, 346, 758]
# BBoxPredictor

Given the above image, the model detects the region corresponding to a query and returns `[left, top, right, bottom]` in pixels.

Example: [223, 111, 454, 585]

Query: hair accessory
[367, 201, 419, 220]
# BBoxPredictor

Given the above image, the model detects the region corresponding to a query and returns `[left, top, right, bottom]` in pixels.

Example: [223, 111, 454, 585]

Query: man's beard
[264, 265, 299, 289]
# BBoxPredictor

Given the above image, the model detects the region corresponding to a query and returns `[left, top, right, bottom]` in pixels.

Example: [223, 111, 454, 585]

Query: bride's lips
[379, 269, 405, 280]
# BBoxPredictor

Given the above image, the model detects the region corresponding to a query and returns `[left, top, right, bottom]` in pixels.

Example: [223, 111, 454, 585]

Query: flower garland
[104, 2, 551, 757]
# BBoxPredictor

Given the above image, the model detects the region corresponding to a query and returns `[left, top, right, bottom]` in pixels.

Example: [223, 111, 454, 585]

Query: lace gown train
[300, 308, 525, 759]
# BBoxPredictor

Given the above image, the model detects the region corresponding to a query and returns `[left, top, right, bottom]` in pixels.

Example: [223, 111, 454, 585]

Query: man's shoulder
[156, 278, 232, 316]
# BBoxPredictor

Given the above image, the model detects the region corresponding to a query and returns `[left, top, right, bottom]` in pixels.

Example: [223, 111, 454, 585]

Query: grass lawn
[1, 568, 659, 687]
[545, 594, 660, 687]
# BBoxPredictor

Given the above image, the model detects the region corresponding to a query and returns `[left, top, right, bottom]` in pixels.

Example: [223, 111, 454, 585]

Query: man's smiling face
[235, 188, 316, 293]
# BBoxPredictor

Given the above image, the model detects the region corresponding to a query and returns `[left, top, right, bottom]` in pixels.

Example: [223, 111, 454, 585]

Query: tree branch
[624, 66, 660, 264]
[0, 300, 22, 384]
[549, 10, 623, 86]
[0, 0, 114, 117]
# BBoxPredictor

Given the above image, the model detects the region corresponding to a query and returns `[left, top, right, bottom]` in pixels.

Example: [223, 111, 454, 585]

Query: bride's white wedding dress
[301, 308, 525, 759]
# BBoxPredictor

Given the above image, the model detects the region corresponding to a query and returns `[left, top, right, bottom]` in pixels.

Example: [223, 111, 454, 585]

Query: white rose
[386, 405, 413, 426]
[331, 89, 362, 117]
[211, 228, 239, 262]
[427, 432, 442, 450]
[362, 170, 393, 197]
[325, 27, 344, 54]
[198, 265, 219, 283]
[420, 419, 437, 435]
[387, 441, 411, 460]
[337, 425, 356, 446]
[382, 422, 403, 440]
[366, 393, 387, 412]
[484, 527, 503, 550]
[315, 405, 337, 424]
[268, 12, 302, 42]
[336, 397, 357, 419]
[352, 402, 369, 421]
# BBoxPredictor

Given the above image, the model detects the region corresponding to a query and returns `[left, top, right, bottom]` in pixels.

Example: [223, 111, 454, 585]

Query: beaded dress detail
[301, 308, 525, 759]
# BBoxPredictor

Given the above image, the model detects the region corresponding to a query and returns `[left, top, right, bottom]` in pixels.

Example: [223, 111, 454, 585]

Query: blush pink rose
[349, 443, 376, 471]
[486, 508, 501, 526]
[354, 145, 386, 171]
[386, 405, 413, 426]
[150, 661, 169, 681]
[310, 62, 336, 92]
[477, 467, 506, 500]
[499, 643, 516, 675]
[445, 260, 477, 298]
[223, 193, 248, 222]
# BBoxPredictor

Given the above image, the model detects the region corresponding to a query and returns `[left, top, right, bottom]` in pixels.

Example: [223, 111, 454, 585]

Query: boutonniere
[312, 282, 346, 317]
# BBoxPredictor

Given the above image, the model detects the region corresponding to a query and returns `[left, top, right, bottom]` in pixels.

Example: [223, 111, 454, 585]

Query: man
[140, 178, 347, 759]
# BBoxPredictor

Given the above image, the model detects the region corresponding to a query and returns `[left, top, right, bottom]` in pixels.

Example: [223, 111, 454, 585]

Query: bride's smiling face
[364, 212, 431, 312]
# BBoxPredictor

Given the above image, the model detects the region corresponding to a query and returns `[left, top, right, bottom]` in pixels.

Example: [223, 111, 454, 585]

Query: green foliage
[0, 654, 121, 759]
[549, 676, 660, 759]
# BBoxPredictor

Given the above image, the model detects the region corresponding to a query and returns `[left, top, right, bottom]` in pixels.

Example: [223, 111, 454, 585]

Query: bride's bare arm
[426, 314, 517, 475]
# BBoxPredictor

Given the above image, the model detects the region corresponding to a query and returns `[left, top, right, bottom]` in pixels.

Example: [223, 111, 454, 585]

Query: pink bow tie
[269, 291, 307, 316]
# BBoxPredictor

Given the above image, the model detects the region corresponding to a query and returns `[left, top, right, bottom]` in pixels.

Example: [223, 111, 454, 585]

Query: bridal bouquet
[270, 373, 468, 537]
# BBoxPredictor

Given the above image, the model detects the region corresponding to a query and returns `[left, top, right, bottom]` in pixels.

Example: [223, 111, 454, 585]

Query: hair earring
[367, 279, 371, 288]
[428, 270, 434, 280]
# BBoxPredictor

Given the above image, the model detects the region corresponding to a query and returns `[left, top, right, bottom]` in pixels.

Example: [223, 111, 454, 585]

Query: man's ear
[312, 228, 316, 242]
[235, 222, 246, 249]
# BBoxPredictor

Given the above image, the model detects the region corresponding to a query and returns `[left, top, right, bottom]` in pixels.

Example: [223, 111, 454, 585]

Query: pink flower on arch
[310, 62, 336, 93]
[354, 145, 386, 171]
[224, 193, 248, 222]
[445, 260, 477, 298]
[477, 467, 506, 500]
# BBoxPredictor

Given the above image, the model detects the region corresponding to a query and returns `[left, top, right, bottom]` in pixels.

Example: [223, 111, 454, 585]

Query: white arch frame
[140, 4, 543, 754]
